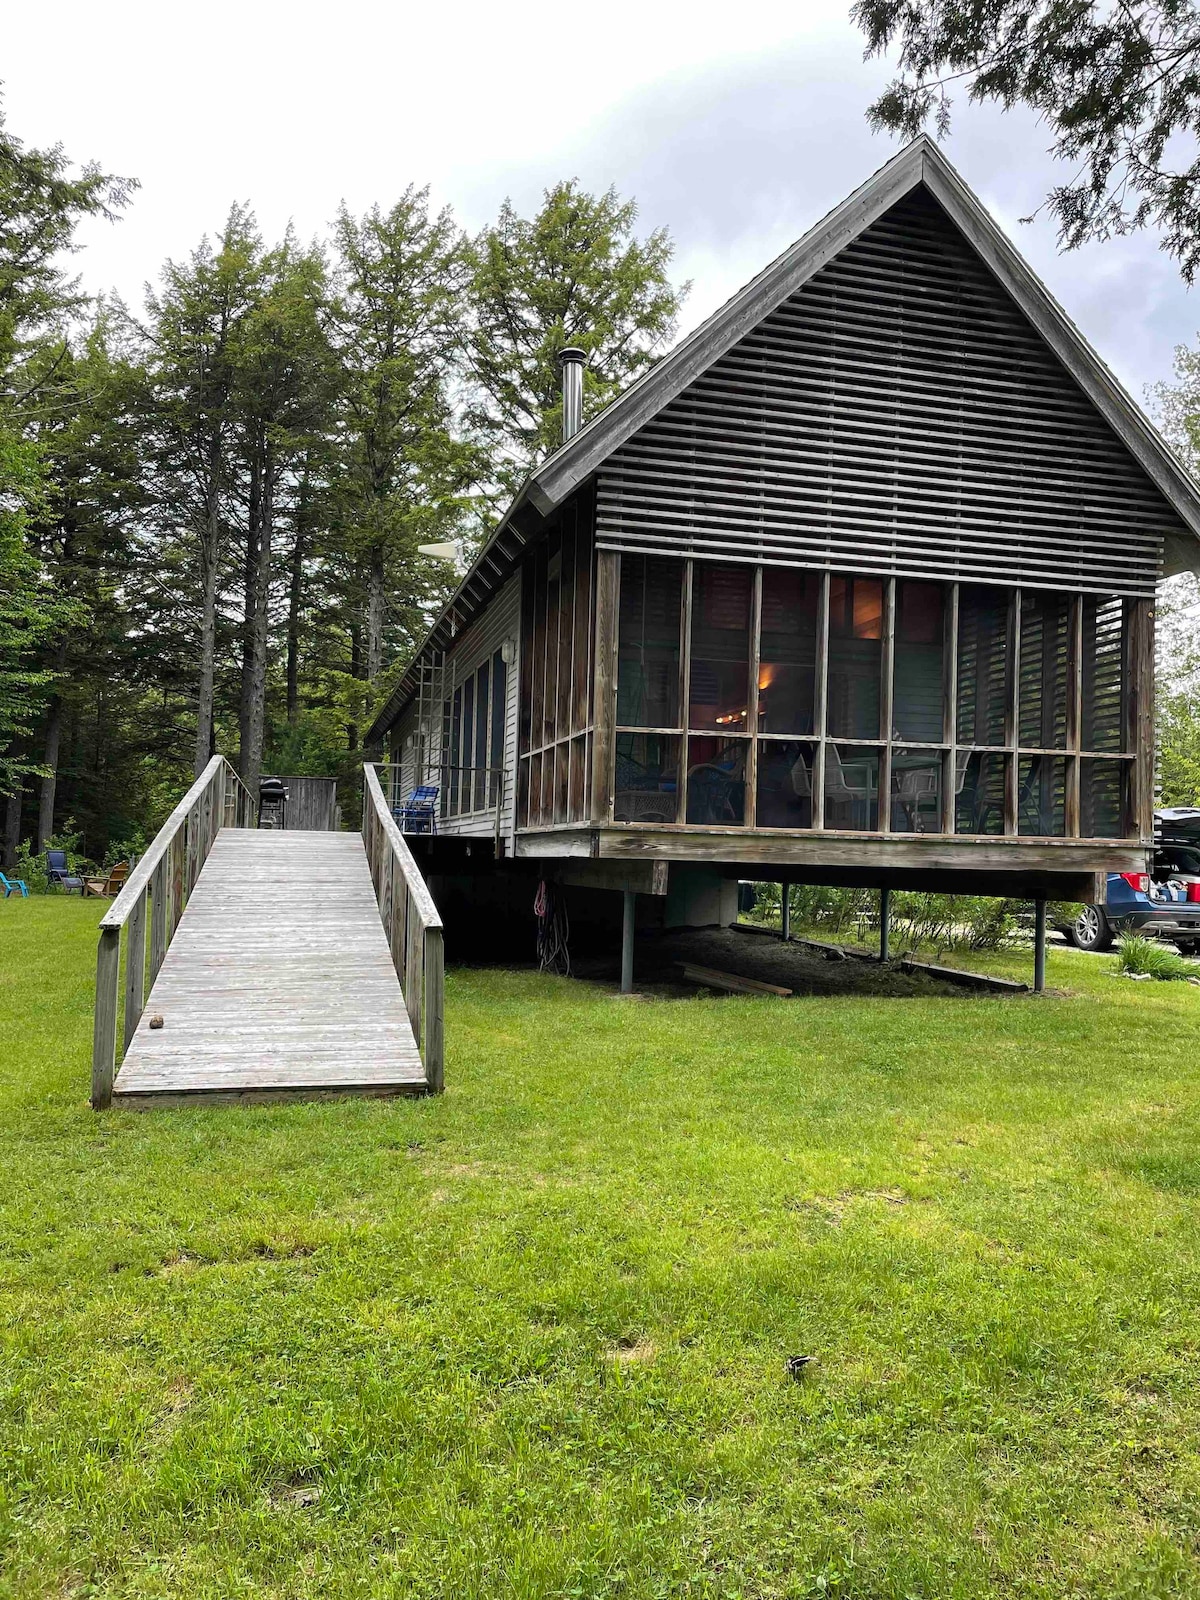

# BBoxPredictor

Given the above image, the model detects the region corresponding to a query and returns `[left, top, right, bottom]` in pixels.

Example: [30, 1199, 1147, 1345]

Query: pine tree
[465, 180, 687, 492]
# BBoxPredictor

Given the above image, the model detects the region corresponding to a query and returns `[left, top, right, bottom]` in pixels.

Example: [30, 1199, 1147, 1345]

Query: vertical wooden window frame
[1066, 594, 1083, 837]
[1004, 589, 1021, 836]
[878, 577, 896, 834]
[811, 572, 830, 830]
[590, 549, 620, 823]
[1131, 597, 1156, 840]
[676, 560, 694, 827]
[941, 582, 959, 835]
[745, 565, 763, 830]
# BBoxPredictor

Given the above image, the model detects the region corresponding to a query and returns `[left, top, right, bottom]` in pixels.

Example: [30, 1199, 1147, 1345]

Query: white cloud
[5, 0, 1196, 401]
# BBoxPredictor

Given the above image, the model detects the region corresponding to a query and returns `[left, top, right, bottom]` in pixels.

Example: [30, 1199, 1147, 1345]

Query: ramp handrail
[362, 763, 445, 1092]
[92, 755, 255, 1109]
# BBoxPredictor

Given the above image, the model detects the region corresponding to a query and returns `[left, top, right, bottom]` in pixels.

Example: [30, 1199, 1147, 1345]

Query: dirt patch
[605, 1337, 657, 1364]
[600, 925, 978, 999]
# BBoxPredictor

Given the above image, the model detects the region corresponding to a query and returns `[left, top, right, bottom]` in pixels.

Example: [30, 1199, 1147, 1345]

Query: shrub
[1117, 934, 1196, 981]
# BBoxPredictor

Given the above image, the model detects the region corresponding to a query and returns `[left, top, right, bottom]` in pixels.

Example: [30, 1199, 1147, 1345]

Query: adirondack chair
[46, 850, 84, 893]
[84, 861, 129, 898]
[394, 784, 438, 834]
[0, 870, 28, 898]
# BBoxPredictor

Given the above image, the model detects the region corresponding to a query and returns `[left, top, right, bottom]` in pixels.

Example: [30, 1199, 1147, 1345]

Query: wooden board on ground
[677, 961, 792, 997]
[113, 829, 427, 1107]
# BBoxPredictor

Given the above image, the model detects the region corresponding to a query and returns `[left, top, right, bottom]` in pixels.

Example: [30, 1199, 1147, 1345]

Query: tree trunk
[243, 443, 274, 801]
[366, 542, 386, 684]
[347, 617, 362, 753]
[194, 447, 223, 777]
[36, 657, 66, 851]
[286, 473, 308, 727]
[239, 442, 262, 778]
[2, 777, 22, 869]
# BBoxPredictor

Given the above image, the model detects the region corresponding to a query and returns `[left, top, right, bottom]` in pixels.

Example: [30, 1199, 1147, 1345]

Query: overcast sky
[5, 0, 1197, 409]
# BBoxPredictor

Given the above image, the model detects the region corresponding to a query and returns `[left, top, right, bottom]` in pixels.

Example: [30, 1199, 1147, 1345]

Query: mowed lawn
[4, 900, 1200, 1598]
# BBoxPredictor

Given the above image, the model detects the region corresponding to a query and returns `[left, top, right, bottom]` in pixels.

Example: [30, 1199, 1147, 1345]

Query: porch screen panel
[827, 576, 883, 739]
[1081, 596, 1127, 753]
[617, 554, 681, 728]
[1018, 593, 1069, 750]
[758, 569, 819, 734]
[688, 564, 752, 732]
[893, 582, 945, 742]
[956, 586, 1009, 747]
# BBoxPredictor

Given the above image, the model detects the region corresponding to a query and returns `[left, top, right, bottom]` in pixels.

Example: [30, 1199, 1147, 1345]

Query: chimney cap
[557, 345, 586, 366]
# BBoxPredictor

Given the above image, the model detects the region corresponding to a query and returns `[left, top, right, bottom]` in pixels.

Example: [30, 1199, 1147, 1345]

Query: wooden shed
[366, 138, 1200, 949]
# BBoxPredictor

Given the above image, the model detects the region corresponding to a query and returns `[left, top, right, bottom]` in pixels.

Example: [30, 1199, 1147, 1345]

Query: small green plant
[1117, 933, 1196, 981]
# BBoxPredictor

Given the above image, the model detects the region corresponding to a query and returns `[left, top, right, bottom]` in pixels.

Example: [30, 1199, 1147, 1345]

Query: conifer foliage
[0, 108, 687, 867]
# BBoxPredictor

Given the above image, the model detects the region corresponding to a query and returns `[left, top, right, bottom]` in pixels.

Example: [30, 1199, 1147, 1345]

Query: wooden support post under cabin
[879, 886, 891, 963]
[780, 882, 791, 942]
[621, 890, 636, 994]
[1033, 898, 1047, 994]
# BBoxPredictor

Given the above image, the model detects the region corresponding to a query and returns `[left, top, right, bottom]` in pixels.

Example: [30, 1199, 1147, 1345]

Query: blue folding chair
[1, 871, 28, 898]
[393, 784, 439, 834]
[46, 849, 84, 893]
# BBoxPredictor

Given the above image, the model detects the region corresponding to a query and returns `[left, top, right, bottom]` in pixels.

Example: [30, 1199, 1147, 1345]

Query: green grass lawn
[4, 898, 1200, 1598]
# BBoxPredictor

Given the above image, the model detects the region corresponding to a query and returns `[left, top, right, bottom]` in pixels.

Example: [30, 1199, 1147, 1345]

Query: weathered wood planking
[112, 829, 426, 1107]
[263, 775, 339, 831]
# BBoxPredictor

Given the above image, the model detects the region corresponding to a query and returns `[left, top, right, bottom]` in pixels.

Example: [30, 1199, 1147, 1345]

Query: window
[1018, 592, 1069, 750]
[617, 554, 681, 728]
[893, 582, 944, 741]
[825, 745, 881, 831]
[756, 741, 815, 828]
[758, 569, 818, 735]
[445, 655, 508, 819]
[689, 564, 752, 732]
[957, 586, 1009, 747]
[614, 733, 679, 823]
[1082, 597, 1127, 753]
[600, 558, 1143, 842]
[827, 576, 883, 739]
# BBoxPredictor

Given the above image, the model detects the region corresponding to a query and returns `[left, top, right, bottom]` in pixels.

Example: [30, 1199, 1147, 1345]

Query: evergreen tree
[465, 180, 686, 492]
[853, 0, 1200, 278]
[330, 190, 475, 715]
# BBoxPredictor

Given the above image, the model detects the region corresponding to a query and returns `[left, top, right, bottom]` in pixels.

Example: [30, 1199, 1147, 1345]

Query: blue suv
[1066, 809, 1200, 952]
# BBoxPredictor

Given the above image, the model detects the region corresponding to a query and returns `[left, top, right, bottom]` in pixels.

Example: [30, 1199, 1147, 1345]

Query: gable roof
[366, 137, 1200, 743]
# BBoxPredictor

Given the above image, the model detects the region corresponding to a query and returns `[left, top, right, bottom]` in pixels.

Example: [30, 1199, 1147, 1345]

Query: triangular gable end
[531, 139, 1200, 589]
[591, 181, 1184, 598]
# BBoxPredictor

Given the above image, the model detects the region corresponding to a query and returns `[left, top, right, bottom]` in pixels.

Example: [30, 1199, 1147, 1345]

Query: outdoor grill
[258, 776, 289, 829]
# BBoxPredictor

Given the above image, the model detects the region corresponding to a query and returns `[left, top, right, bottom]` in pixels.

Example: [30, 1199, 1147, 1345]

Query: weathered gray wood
[149, 857, 167, 982]
[113, 830, 425, 1102]
[123, 892, 147, 1052]
[262, 775, 339, 831]
[92, 927, 120, 1110]
[589, 549, 620, 824]
[424, 928, 444, 1092]
[678, 961, 792, 997]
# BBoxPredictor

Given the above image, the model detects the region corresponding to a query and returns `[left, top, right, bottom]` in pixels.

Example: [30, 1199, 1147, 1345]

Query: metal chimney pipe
[558, 346, 585, 442]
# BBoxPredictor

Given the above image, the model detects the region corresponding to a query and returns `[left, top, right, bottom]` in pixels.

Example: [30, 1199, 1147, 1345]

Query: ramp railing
[362, 763, 445, 1092]
[91, 755, 254, 1109]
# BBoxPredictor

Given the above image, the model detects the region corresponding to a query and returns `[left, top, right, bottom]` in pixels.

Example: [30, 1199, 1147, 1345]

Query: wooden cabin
[366, 139, 1200, 962]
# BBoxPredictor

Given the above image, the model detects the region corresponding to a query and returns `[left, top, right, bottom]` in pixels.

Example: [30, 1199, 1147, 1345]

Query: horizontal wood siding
[596, 187, 1179, 599]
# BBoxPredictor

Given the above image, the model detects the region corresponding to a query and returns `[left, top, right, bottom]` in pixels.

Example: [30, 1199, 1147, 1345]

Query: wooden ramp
[112, 829, 427, 1107]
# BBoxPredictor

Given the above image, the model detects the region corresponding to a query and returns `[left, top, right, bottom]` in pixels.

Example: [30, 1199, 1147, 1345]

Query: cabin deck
[112, 829, 427, 1107]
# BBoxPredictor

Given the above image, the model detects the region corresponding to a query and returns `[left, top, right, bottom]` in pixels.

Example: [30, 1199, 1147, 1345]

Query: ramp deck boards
[113, 829, 427, 1106]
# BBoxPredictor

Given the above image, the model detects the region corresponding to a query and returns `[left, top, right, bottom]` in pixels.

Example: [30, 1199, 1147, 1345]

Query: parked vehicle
[1065, 809, 1200, 952]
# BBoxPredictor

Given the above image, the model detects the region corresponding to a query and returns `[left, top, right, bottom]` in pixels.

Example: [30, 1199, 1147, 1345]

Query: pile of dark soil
[574, 924, 977, 999]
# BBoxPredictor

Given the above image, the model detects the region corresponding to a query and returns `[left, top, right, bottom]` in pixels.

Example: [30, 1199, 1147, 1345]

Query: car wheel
[1069, 904, 1114, 952]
